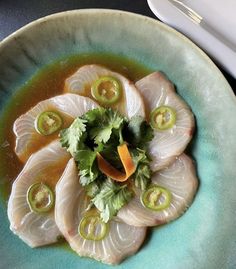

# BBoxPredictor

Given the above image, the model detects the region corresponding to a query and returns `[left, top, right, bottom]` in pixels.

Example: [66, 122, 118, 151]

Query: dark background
[0, 0, 235, 90]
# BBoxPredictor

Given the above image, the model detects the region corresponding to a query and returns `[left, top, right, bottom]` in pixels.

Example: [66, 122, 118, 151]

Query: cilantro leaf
[84, 180, 102, 198]
[88, 108, 125, 144]
[124, 116, 154, 149]
[75, 149, 99, 186]
[60, 118, 87, 156]
[92, 179, 133, 222]
[133, 164, 151, 190]
[131, 148, 152, 191]
[99, 137, 122, 169]
[82, 107, 106, 124]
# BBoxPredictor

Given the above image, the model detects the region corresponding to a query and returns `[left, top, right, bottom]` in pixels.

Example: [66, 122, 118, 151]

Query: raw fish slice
[14, 93, 99, 162]
[135, 72, 194, 171]
[55, 159, 146, 265]
[117, 154, 198, 227]
[7, 140, 70, 247]
[64, 64, 145, 118]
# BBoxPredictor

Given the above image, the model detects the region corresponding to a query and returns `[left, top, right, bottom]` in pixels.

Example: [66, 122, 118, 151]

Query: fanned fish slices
[6, 63, 199, 265]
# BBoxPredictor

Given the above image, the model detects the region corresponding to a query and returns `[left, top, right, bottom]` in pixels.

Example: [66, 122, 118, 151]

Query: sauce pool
[0, 53, 152, 202]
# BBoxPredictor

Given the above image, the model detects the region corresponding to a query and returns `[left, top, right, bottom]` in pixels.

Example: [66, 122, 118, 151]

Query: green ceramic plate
[0, 9, 236, 269]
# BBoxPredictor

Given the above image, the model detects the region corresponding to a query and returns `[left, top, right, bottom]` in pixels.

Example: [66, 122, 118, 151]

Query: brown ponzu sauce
[0, 53, 151, 201]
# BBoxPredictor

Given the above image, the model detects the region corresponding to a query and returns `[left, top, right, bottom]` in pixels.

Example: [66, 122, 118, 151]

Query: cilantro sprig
[60, 108, 153, 222]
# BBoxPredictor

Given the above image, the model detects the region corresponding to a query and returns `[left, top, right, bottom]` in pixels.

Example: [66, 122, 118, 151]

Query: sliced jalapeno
[78, 214, 109, 241]
[150, 106, 176, 130]
[36, 111, 63, 135]
[141, 185, 171, 211]
[27, 182, 54, 213]
[91, 76, 121, 105]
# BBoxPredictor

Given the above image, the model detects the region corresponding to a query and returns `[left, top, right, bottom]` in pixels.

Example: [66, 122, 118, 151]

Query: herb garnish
[60, 108, 153, 222]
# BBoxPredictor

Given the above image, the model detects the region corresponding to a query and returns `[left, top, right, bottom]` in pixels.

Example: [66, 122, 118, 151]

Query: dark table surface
[0, 0, 235, 90]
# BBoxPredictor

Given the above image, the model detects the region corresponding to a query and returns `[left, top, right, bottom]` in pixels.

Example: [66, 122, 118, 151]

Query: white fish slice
[14, 93, 99, 162]
[64, 64, 145, 119]
[117, 154, 198, 227]
[135, 71, 194, 171]
[7, 140, 70, 247]
[55, 159, 147, 265]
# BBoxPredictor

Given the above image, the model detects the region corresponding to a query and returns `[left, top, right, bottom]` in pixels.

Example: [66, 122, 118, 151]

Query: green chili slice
[150, 106, 176, 130]
[91, 76, 121, 105]
[27, 183, 54, 213]
[36, 111, 63, 135]
[78, 214, 109, 241]
[141, 185, 171, 211]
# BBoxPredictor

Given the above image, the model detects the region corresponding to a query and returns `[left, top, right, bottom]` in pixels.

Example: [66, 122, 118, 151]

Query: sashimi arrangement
[8, 64, 198, 264]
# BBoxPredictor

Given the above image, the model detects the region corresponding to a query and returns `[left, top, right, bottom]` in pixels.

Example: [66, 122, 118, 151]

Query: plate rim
[0, 8, 234, 96]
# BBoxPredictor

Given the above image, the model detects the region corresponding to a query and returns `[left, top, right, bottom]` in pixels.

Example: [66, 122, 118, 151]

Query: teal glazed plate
[0, 9, 236, 269]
